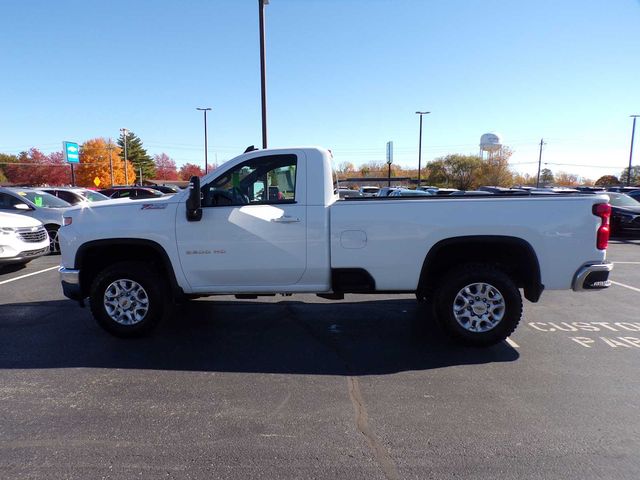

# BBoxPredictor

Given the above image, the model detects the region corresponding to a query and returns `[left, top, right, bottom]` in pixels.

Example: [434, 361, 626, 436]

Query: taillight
[593, 203, 611, 250]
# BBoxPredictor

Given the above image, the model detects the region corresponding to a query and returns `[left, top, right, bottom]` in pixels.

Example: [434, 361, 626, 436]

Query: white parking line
[0, 266, 59, 286]
[612, 262, 640, 265]
[610, 280, 640, 294]
[505, 337, 520, 348]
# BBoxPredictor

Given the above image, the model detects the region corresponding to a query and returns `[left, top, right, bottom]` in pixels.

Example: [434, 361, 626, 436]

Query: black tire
[89, 261, 167, 337]
[45, 225, 60, 255]
[433, 263, 522, 347]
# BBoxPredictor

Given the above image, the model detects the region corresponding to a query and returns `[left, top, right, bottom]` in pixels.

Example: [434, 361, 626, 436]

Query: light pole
[196, 107, 212, 174]
[106, 139, 115, 186]
[628, 115, 639, 186]
[415, 111, 430, 186]
[536, 138, 546, 188]
[120, 128, 129, 185]
[259, 0, 269, 149]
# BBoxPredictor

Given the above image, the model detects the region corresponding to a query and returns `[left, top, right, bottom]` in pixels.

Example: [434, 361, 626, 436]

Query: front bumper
[572, 262, 613, 291]
[59, 267, 83, 301]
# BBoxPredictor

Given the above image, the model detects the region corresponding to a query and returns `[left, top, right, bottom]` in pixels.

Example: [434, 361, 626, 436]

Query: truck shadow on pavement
[0, 298, 518, 375]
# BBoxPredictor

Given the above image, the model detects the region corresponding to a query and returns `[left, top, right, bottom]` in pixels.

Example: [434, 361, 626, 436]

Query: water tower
[479, 132, 503, 160]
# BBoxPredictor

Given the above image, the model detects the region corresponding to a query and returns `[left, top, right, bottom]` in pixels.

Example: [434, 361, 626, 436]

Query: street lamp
[196, 107, 212, 174]
[415, 111, 430, 186]
[628, 115, 639, 186]
[119, 128, 129, 185]
[259, 0, 269, 149]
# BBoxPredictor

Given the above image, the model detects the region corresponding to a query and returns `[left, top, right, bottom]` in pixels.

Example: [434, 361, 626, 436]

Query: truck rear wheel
[434, 263, 522, 346]
[89, 261, 167, 337]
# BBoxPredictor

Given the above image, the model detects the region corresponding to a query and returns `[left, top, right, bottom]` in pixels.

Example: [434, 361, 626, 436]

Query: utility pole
[415, 111, 430, 186]
[536, 138, 545, 188]
[259, 0, 269, 149]
[120, 128, 129, 185]
[196, 107, 212, 174]
[106, 139, 115, 186]
[628, 115, 639, 186]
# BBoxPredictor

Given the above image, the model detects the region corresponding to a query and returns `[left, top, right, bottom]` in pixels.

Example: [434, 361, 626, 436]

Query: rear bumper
[572, 262, 613, 291]
[59, 267, 82, 301]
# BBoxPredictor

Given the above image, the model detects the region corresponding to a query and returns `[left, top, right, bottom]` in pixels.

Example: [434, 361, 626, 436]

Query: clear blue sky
[1, 0, 639, 181]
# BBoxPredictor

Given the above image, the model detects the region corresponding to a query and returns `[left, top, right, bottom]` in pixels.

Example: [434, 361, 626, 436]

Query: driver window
[0, 193, 26, 210]
[201, 154, 297, 207]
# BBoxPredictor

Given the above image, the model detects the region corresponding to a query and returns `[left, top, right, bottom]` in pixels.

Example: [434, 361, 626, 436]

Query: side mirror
[15, 203, 33, 211]
[186, 176, 202, 222]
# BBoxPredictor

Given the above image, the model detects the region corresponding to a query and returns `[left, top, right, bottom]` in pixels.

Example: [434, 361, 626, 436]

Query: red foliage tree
[4, 148, 71, 186]
[179, 163, 205, 180]
[154, 153, 179, 181]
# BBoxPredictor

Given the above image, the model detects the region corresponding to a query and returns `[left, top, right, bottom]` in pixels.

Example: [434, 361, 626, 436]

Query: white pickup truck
[59, 147, 613, 346]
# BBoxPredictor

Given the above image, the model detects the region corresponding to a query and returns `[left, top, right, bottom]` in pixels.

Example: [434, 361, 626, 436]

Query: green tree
[0, 153, 18, 184]
[117, 130, 155, 182]
[620, 166, 640, 186]
[426, 154, 483, 190]
[539, 168, 554, 185]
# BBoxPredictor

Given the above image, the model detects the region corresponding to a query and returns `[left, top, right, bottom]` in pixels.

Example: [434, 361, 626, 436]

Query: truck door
[175, 153, 307, 289]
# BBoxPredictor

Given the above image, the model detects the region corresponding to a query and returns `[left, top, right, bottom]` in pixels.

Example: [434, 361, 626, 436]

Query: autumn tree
[337, 161, 356, 174]
[595, 175, 619, 187]
[179, 163, 204, 180]
[3, 148, 70, 185]
[153, 153, 179, 180]
[76, 138, 136, 188]
[554, 171, 579, 186]
[478, 148, 514, 186]
[512, 172, 535, 186]
[117, 130, 155, 181]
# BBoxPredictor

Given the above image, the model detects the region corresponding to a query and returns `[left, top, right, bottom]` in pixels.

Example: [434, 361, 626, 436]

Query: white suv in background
[0, 212, 50, 266]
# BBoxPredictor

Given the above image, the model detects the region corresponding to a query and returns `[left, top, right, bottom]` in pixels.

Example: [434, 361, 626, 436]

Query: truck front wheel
[89, 261, 167, 337]
[434, 264, 522, 346]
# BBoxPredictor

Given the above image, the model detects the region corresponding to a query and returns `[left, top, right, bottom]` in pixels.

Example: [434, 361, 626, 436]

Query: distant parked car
[0, 212, 49, 267]
[336, 188, 363, 199]
[42, 187, 110, 205]
[449, 190, 493, 196]
[607, 192, 640, 235]
[144, 184, 180, 194]
[607, 186, 640, 193]
[0, 187, 72, 253]
[388, 188, 434, 197]
[478, 186, 529, 195]
[376, 187, 402, 197]
[359, 186, 380, 197]
[626, 190, 640, 203]
[420, 187, 462, 195]
[98, 186, 165, 199]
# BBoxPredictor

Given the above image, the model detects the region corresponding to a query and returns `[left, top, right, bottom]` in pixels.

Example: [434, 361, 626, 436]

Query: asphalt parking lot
[1, 239, 639, 480]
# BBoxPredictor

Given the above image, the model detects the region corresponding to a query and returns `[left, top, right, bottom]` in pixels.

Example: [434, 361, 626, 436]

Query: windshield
[17, 190, 71, 208]
[608, 193, 640, 208]
[81, 190, 110, 202]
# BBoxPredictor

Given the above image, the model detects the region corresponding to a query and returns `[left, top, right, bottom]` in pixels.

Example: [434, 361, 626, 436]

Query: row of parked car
[337, 185, 640, 235]
[0, 184, 180, 267]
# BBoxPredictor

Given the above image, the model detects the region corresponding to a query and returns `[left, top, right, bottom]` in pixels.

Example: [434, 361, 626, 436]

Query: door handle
[271, 215, 300, 223]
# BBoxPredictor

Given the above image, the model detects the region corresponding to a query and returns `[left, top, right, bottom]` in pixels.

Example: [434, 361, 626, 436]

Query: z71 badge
[141, 204, 167, 210]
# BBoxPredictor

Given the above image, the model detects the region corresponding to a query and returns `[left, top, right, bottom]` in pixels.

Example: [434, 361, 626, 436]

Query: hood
[67, 195, 181, 213]
[0, 211, 43, 228]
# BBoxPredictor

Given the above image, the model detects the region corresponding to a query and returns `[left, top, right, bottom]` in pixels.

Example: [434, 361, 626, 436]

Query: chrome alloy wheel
[103, 279, 150, 325]
[452, 282, 505, 333]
